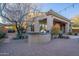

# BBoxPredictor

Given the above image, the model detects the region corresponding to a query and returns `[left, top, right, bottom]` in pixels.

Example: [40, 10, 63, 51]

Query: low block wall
[28, 33, 51, 44]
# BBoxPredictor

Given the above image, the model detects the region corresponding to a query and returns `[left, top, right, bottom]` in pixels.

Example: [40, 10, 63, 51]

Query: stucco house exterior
[25, 10, 71, 44]
[26, 10, 71, 34]
[0, 10, 71, 34]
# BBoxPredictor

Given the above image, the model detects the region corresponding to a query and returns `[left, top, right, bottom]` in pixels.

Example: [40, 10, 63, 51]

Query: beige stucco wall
[46, 15, 53, 31]
[28, 34, 51, 44]
[26, 15, 70, 33]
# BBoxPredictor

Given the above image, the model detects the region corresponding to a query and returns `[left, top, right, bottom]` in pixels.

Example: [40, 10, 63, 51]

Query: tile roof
[46, 10, 70, 22]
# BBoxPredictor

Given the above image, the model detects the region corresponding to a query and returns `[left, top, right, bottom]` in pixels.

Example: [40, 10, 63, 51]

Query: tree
[71, 15, 79, 28]
[52, 23, 60, 35]
[71, 15, 79, 25]
[71, 15, 79, 33]
[0, 3, 40, 38]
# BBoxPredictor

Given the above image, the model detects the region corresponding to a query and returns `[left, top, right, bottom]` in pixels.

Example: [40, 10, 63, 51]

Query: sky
[0, 3, 79, 23]
[40, 3, 79, 19]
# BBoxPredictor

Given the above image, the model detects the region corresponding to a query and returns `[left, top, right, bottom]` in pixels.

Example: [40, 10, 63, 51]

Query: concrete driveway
[0, 37, 79, 56]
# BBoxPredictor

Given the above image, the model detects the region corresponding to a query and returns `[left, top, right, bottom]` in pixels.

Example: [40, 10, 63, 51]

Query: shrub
[52, 24, 60, 35]
[74, 32, 78, 35]
[0, 30, 6, 39]
[58, 33, 63, 38]
[67, 32, 73, 35]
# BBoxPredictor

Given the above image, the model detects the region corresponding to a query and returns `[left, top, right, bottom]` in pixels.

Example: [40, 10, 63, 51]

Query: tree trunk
[15, 22, 20, 35]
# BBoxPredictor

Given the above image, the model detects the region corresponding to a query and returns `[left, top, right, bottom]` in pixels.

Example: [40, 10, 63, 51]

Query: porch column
[47, 15, 54, 32]
[34, 18, 40, 32]
[65, 22, 70, 33]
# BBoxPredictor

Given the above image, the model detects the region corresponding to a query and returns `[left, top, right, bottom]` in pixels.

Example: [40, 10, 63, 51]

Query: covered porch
[53, 18, 68, 33]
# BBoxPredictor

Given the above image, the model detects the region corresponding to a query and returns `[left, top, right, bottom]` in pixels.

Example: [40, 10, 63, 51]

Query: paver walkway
[3, 33, 16, 43]
[0, 36, 79, 56]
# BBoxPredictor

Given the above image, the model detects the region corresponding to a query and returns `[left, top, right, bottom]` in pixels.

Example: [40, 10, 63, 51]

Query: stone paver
[0, 37, 79, 56]
[3, 33, 16, 43]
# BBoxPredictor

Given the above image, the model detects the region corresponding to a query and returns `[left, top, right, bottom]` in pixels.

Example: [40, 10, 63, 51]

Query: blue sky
[0, 3, 79, 23]
[40, 3, 79, 19]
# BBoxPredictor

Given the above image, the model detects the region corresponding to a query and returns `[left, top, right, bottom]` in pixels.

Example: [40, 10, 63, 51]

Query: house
[71, 18, 79, 33]
[0, 10, 71, 34]
[0, 24, 16, 32]
[26, 10, 71, 34]
[0, 21, 16, 33]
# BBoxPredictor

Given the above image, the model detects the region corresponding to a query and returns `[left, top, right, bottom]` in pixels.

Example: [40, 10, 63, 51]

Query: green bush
[67, 32, 73, 35]
[74, 32, 78, 36]
[0, 31, 6, 39]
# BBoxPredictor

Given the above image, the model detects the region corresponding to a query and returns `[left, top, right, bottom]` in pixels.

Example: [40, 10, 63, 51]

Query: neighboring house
[26, 10, 71, 34]
[0, 16, 16, 33]
[71, 18, 79, 33]
[72, 27, 79, 33]
[71, 23, 79, 33]
[0, 23, 16, 32]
